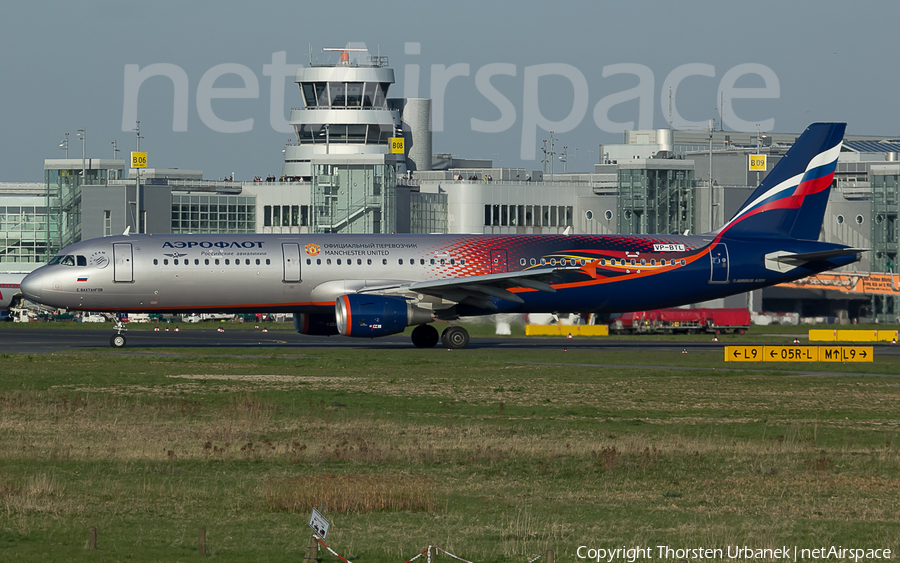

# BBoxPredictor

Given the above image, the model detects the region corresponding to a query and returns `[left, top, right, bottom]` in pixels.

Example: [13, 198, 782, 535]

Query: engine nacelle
[336, 294, 432, 337]
[294, 313, 339, 335]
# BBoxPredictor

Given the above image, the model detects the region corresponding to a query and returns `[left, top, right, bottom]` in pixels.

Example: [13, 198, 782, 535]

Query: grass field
[1, 336, 899, 562]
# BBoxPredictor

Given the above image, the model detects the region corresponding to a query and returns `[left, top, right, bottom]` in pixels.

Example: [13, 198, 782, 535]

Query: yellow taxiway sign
[725, 346, 873, 362]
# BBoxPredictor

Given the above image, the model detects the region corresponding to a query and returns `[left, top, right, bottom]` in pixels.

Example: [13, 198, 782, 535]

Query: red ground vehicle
[610, 308, 750, 335]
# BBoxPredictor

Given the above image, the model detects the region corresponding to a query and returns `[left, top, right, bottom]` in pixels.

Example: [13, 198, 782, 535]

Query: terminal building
[2, 49, 898, 322]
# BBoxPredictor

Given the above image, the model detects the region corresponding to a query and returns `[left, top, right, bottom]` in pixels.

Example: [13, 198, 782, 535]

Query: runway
[1, 325, 899, 358]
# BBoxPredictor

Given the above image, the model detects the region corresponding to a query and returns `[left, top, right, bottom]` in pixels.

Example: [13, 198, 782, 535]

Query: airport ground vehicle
[610, 308, 751, 334]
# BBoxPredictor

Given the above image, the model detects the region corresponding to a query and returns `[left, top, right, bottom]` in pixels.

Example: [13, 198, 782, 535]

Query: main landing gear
[110, 321, 127, 348]
[410, 324, 470, 349]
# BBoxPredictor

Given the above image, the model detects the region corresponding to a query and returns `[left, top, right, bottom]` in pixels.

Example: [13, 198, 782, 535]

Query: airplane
[19, 123, 863, 349]
[0, 273, 27, 309]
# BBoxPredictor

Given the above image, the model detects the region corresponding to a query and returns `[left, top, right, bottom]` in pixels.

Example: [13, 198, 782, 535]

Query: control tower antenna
[668, 87, 673, 129]
[323, 47, 368, 66]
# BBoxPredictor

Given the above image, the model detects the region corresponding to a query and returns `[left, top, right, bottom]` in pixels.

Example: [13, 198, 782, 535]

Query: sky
[2, 0, 899, 181]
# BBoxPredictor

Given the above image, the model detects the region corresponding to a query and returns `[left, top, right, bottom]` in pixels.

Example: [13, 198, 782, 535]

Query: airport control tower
[282, 48, 432, 234]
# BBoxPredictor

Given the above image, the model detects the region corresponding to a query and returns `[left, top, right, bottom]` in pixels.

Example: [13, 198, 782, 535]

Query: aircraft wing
[361, 267, 578, 310]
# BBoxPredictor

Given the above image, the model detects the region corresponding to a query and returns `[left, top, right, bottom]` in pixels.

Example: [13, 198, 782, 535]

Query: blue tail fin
[717, 123, 845, 240]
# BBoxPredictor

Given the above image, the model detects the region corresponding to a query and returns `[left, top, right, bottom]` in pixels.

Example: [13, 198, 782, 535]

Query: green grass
[1, 345, 899, 562]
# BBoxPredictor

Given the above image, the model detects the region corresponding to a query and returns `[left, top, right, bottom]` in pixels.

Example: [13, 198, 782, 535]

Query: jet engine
[335, 294, 433, 337]
[294, 313, 339, 335]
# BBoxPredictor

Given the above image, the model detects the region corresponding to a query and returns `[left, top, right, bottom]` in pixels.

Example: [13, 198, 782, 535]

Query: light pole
[548, 132, 556, 180]
[59, 133, 69, 158]
[76, 128, 86, 186]
[540, 140, 549, 174]
[111, 140, 119, 160]
[133, 121, 143, 233]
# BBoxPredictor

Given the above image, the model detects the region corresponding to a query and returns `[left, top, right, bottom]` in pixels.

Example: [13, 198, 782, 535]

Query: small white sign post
[308, 507, 330, 539]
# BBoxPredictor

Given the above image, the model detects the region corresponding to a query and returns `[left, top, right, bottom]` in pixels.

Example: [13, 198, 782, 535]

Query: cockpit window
[77, 255, 87, 266]
[48, 256, 63, 265]
[61, 255, 75, 266]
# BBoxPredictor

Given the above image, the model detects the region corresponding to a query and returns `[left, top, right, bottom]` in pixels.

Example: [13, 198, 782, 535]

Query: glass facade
[616, 167, 694, 235]
[410, 192, 448, 234]
[171, 194, 256, 234]
[263, 204, 310, 228]
[46, 162, 124, 252]
[0, 199, 56, 266]
[870, 172, 899, 321]
[483, 204, 573, 229]
[311, 164, 395, 234]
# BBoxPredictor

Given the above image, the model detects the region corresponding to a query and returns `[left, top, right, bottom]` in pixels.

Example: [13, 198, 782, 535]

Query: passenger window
[316, 259, 321, 265]
[215, 259, 220, 265]
[599, 259, 606, 266]
[153, 259, 158, 265]
[640, 259, 646, 266]
[245, 260, 250, 265]
[266, 259, 271, 265]
[225, 259, 230, 265]
[357, 259, 362, 265]
[306, 259, 311, 265]
[382, 259, 387, 265]
[420, 259, 425, 265]
[460, 259, 466, 265]
[256, 259, 261, 265]
[337, 259, 342, 265]
[529, 258, 536, 266]
[450, 259, 455, 265]
[326, 259, 332, 265]
[520, 258, 526, 266]
[194, 259, 199, 265]
[430, 259, 435, 265]
[185, 260, 189, 266]
[205, 259, 209, 265]
[680, 259, 686, 266]
[440, 259, 445, 265]
[367, 259, 372, 265]
[164, 259, 169, 265]
[540, 258, 546, 265]
[399, 259, 404, 265]
[630, 259, 636, 266]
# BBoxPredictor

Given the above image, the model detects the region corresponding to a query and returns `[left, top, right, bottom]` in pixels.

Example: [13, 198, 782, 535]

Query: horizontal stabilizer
[773, 248, 867, 265]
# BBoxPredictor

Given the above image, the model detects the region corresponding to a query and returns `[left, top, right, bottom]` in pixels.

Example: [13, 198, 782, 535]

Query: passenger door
[709, 243, 729, 283]
[282, 243, 301, 282]
[113, 243, 133, 283]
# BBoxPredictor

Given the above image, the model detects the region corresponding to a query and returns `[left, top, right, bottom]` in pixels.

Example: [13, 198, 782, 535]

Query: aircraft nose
[20, 271, 43, 303]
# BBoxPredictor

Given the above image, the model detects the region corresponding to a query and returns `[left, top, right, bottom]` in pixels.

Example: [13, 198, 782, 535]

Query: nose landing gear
[110, 321, 127, 348]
